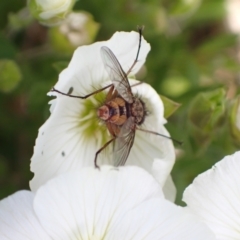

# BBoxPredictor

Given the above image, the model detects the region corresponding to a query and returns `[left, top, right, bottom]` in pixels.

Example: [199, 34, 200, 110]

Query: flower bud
[28, 0, 76, 26]
[189, 88, 226, 133]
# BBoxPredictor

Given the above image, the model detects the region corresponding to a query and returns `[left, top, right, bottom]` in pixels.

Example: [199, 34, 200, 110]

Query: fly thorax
[131, 98, 145, 125]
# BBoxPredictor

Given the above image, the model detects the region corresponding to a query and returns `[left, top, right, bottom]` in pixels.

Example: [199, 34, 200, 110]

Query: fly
[52, 26, 182, 168]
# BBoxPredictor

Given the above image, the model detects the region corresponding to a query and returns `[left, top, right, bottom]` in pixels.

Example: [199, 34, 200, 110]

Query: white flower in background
[30, 31, 175, 199]
[48, 11, 100, 54]
[183, 151, 240, 239]
[0, 166, 215, 239]
[28, 0, 76, 26]
[225, 0, 240, 34]
[59, 11, 99, 46]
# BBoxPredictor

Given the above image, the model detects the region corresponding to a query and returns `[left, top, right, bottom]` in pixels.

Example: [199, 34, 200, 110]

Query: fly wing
[113, 117, 135, 167]
[101, 46, 134, 103]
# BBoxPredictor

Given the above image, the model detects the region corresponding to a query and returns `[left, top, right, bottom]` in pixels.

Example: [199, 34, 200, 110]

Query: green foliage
[167, 0, 201, 17]
[52, 61, 69, 73]
[0, 60, 22, 92]
[229, 96, 240, 146]
[0, 0, 239, 204]
[0, 34, 17, 58]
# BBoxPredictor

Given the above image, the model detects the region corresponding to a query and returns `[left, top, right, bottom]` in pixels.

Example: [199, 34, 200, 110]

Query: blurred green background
[0, 0, 240, 204]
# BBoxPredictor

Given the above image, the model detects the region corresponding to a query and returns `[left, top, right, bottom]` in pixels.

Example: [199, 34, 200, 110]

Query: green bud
[188, 88, 226, 133]
[28, 0, 76, 26]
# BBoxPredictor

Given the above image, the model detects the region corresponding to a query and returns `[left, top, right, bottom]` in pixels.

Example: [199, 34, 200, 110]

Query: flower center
[79, 91, 109, 146]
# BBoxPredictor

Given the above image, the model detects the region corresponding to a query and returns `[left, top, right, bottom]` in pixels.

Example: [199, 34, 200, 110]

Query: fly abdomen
[108, 98, 127, 125]
[98, 97, 128, 126]
[119, 105, 127, 116]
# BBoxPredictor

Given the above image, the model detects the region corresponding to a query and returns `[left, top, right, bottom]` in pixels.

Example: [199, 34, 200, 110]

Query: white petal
[183, 151, 240, 239]
[0, 190, 50, 240]
[33, 166, 164, 239]
[162, 175, 177, 202]
[30, 95, 105, 190]
[107, 200, 215, 240]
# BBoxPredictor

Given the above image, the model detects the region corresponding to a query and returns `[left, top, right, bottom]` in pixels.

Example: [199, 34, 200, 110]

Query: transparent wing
[113, 117, 135, 167]
[101, 46, 134, 103]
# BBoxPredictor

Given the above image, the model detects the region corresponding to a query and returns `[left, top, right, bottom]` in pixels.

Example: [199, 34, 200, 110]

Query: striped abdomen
[97, 96, 146, 127]
[97, 97, 128, 126]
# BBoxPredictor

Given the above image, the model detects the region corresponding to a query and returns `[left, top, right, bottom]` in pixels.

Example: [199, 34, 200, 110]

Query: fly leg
[136, 127, 183, 145]
[94, 137, 116, 169]
[51, 84, 112, 99]
[51, 80, 143, 99]
[130, 81, 143, 88]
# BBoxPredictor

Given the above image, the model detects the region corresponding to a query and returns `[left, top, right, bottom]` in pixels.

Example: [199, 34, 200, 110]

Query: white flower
[30, 31, 175, 197]
[0, 166, 215, 239]
[58, 11, 99, 47]
[183, 151, 240, 239]
[225, 0, 240, 34]
[28, 0, 75, 26]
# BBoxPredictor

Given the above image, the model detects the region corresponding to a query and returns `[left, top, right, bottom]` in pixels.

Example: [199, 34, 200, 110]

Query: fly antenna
[135, 25, 144, 62]
[136, 127, 183, 146]
[126, 25, 144, 75]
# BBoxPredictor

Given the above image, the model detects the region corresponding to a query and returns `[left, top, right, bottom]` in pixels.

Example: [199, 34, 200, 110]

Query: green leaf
[168, 0, 201, 17]
[229, 96, 240, 145]
[190, 0, 225, 23]
[0, 60, 22, 93]
[196, 33, 238, 57]
[0, 34, 17, 58]
[160, 95, 181, 118]
[52, 61, 69, 73]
